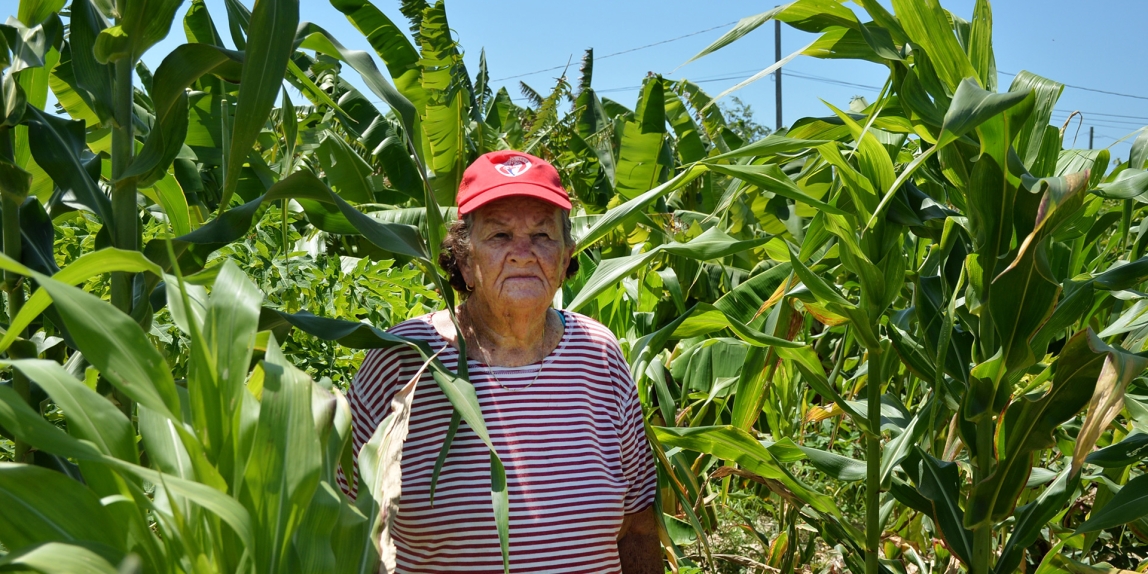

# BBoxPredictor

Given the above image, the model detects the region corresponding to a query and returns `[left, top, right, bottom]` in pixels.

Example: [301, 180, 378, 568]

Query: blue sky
[139, 0, 1146, 164]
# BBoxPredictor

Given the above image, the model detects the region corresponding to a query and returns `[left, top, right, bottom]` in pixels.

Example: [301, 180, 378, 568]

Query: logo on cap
[494, 155, 533, 177]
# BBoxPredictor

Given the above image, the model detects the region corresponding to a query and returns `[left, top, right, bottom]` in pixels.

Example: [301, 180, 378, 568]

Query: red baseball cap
[456, 150, 572, 215]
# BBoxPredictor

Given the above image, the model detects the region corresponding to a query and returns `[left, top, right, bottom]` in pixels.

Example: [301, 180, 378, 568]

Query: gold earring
[465, 283, 474, 291]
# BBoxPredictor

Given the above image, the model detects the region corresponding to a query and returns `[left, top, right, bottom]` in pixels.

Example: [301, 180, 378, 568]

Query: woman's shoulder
[385, 313, 439, 339]
[559, 311, 634, 396]
[561, 310, 623, 347]
[359, 313, 443, 364]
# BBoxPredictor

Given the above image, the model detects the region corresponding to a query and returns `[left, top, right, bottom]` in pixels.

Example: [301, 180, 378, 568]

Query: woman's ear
[458, 253, 474, 288]
[561, 244, 577, 279]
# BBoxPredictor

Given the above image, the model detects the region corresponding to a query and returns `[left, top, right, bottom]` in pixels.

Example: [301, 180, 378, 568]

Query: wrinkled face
[459, 197, 573, 312]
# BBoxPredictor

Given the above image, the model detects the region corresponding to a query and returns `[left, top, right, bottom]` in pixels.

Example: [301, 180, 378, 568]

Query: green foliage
[0, 256, 416, 573]
[720, 96, 772, 143]
[207, 205, 439, 387]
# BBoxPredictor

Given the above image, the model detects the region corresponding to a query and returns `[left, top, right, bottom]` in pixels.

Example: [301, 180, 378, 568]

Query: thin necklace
[467, 310, 562, 392]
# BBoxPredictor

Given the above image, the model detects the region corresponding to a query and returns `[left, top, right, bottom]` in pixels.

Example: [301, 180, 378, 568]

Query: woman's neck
[458, 297, 556, 366]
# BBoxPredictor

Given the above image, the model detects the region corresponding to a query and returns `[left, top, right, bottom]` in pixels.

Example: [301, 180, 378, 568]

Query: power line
[490, 20, 740, 83]
[1000, 70, 1148, 102]
[1050, 109, 1148, 123]
[1048, 112, 1147, 129]
[1049, 110, 1143, 124]
[594, 75, 743, 94]
[1053, 122, 1145, 133]
[1046, 122, 1141, 135]
[1062, 110, 1148, 121]
[770, 72, 1147, 124]
[1062, 121, 1145, 133]
[365, 66, 1148, 132]
[475, 22, 1148, 103]
[701, 69, 1147, 115]
[684, 68, 763, 82]
[783, 70, 881, 92]
[679, 69, 1147, 109]
[541, 78, 1147, 132]
[592, 69, 883, 96]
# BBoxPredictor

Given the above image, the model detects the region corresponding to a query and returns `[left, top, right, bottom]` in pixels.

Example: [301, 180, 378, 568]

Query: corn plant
[0, 252, 434, 572]
[571, 0, 1148, 572]
[4, 0, 1148, 572]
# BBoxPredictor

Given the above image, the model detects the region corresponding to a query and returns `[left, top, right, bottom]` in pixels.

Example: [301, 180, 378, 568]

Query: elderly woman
[345, 151, 660, 573]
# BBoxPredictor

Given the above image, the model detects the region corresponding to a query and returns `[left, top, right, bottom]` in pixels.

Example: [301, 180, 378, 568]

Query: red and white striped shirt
[342, 310, 657, 573]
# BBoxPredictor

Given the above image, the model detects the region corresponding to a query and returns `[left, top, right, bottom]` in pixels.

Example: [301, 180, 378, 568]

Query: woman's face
[459, 197, 573, 313]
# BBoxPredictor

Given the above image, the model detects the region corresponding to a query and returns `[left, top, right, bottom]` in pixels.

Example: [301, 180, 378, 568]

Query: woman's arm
[618, 506, 662, 574]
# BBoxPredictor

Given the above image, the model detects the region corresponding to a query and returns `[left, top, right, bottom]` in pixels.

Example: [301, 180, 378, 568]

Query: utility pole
[1089, 126, 1094, 149]
[774, 18, 782, 131]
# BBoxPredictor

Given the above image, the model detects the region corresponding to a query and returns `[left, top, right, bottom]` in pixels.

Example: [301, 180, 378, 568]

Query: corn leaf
[220, 0, 298, 209]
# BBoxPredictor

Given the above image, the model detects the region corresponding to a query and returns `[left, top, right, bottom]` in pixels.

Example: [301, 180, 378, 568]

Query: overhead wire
[782, 70, 882, 91]
[371, 75, 1147, 133]
[999, 70, 1148, 102]
[591, 69, 882, 96]
[498, 75, 1148, 129]
[1061, 110, 1148, 121]
[1049, 113, 1143, 126]
[1048, 112, 1146, 130]
[1048, 109, 1148, 123]
[489, 20, 740, 83]
[758, 72, 1146, 129]
[358, 25, 1148, 135]
[472, 21, 1148, 105]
